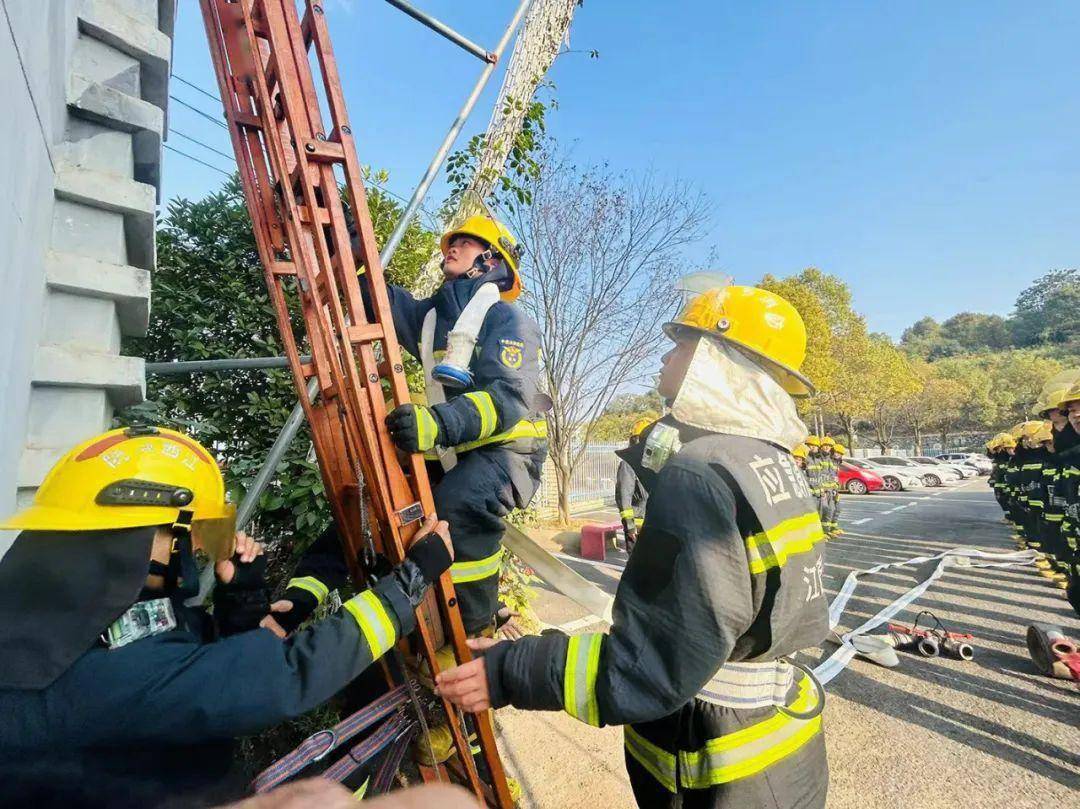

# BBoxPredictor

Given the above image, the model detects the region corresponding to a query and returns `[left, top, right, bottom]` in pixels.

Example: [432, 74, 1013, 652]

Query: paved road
[499, 477, 1079, 808]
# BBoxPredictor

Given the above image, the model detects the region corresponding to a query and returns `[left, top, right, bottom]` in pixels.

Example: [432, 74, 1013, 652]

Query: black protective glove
[389, 529, 454, 608]
[385, 403, 442, 454]
[272, 585, 321, 635]
[214, 554, 271, 637]
[622, 518, 638, 554]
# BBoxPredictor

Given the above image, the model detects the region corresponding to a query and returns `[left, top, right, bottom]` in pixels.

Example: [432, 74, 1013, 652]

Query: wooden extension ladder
[198, 1, 512, 804]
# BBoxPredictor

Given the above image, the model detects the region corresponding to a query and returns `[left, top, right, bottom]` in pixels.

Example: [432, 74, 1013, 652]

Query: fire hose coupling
[886, 611, 975, 661]
[432, 283, 501, 389]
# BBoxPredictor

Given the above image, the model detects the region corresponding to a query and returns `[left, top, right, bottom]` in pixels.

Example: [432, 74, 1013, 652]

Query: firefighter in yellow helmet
[1059, 378, 1080, 614]
[828, 443, 847, 537]
[439, 278, 829, 809]
[350, 211, 546, 636]
[615, 418, 654, 554]
[1029, 373, 1080, 587]
[987, 432, 1016, 515]
[803, 435, 825, 517]
[0, 427, 453, 804]
[817, 438, 839, 536]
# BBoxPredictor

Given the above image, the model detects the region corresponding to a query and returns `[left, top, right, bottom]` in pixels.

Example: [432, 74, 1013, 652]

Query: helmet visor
[191, 503, 237, 561]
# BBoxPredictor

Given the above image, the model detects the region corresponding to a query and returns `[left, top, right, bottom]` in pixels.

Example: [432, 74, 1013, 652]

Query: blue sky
[164, 0, 1080, 338]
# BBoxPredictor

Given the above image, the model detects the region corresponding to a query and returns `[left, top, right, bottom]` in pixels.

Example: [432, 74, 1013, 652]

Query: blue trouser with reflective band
[428, 444, 545, 633]
[622, 688, 828, 809]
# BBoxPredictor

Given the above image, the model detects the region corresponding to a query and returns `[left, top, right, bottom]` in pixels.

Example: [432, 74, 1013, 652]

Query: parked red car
[839, 462, 884, 494]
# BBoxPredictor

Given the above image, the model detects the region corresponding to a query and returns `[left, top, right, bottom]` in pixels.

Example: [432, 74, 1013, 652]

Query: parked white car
[866, 456, 961, 487]
[913, 456, 977, 480]
[847, 458, 925, 492]
[936, 452, 992, 475]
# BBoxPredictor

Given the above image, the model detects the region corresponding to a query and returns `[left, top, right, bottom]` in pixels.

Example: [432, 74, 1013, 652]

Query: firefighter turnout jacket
[482, 422, 830, 808]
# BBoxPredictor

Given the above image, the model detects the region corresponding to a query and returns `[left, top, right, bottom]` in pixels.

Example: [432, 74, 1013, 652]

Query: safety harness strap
[696, 659, 795, 710]
[252, 685, 408, 792]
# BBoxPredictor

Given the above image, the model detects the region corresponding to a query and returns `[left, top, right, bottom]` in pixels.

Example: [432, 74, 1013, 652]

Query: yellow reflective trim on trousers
[745, 512, 826, 574]
[678, 676, 823, 789]
[286, 576, 329, 606]
[450, 548, 503, 584]
[343, 590, 397, 659]
[625, 726, 677, 793]
[464, 392, 498, 440]
[619, 508, 636, 519]
[563, 633, 603, 726]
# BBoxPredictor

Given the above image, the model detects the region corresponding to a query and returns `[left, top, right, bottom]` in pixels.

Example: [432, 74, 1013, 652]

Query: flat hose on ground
[501, 521, 615, 624]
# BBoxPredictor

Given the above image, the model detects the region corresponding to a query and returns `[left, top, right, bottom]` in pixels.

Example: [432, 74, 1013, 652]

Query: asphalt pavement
[498, 477, 1079, 808]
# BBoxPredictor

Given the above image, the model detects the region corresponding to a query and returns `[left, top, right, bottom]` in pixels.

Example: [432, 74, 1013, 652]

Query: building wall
[0, 0, 174, 556]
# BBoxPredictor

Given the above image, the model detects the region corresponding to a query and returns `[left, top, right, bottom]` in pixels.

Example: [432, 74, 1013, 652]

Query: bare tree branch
[508, 146, 710, 522]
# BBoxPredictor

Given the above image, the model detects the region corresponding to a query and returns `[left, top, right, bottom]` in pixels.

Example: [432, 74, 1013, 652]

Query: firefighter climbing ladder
[198, 0, 513, 803]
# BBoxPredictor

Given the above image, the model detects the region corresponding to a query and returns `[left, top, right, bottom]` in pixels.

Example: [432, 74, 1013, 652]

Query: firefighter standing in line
[792, 443, 810, 475]
[0, 427, 454, 806]
[1016, 421, 1053, 552]
[615, 418, 652, 554]
[818, 438, 838, 537]
[829, 443, 847, 537]
[805, 435, 825, 517]
[1004, 422, 1029, 531]
[987, 433, 1017, 516]
[1060, 379, 1080, 615]
[1031, 374, 1080, 589]
[438, 280, 830, 809]
[355, 214, 547, 636]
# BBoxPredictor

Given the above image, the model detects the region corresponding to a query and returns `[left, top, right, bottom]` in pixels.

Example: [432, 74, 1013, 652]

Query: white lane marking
[552, 615, 604, 633]
[850, 518, 874, 525]
[883, 506, 904, 513]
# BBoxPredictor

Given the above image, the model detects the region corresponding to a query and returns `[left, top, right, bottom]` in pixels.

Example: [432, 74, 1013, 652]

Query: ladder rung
[270, 261, 296, 276]
[348, 324, 384, 344]
[233, 111, 263, 130]
[304, 139, 345, 163]
[300, 362, 316, 379]
[298, 205, 331, 225]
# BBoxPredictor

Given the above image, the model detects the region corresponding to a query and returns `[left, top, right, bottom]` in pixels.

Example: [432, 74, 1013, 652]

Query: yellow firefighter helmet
[0, 427, 236, 560]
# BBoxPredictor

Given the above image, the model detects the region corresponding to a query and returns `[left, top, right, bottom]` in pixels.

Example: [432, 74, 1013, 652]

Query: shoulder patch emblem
[499, 338, 524, 369]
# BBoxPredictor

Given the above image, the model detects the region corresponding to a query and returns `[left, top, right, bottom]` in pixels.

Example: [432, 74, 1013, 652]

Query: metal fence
[534, 443, 622, 517]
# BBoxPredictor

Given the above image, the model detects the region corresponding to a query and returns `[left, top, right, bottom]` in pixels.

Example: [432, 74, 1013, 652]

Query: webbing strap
[252, 685, 408, 792]
[813, 545, 1038, 685]
[697, 660, 795, 709]
[372, 719, 419, 794]
[323, 712, 414, 783]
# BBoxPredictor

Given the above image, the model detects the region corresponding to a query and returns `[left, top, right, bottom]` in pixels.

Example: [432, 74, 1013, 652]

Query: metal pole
[383, 0, 494, 63]
[146, 356, 309, 375]
[237, 377, 318, 529]
[378, 0, 532, 265]
[235, 0, 532, 529]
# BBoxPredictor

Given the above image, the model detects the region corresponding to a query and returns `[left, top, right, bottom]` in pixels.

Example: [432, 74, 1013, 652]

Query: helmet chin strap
[462, 249, 496, 279]
[143, 510, 200, 601]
